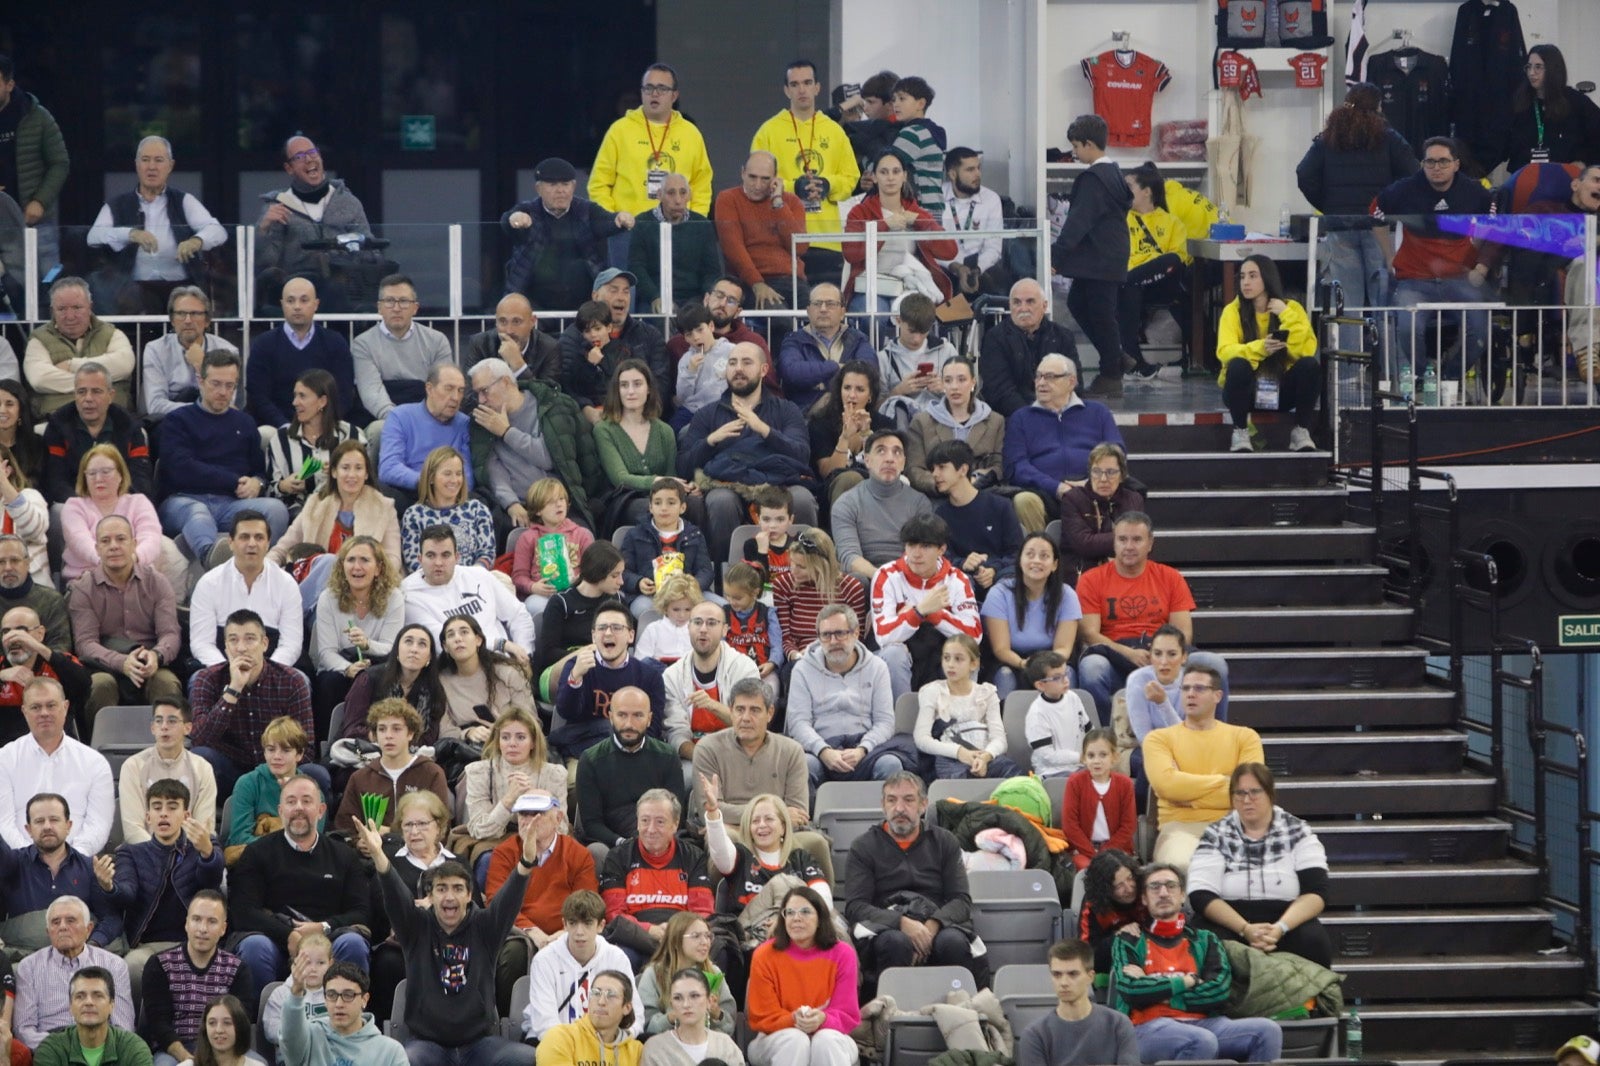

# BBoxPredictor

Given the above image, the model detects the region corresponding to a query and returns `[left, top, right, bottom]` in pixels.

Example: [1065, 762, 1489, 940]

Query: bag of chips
[538, 534, 572, 592]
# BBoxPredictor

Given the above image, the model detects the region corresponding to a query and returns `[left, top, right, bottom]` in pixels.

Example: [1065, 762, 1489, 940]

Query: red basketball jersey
[1289, 51, 1328, 88]
[1082, 50, 1172, 148]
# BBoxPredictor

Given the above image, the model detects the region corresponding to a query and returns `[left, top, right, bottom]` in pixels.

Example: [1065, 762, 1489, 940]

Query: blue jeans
[1321, 230, 1390, 354]
[158, 493, 289, 560]
[1132, 1015, 1283, 1063]
[238, 930, 370, 992]
[805, 750, 904, 793]
[1389, 275, 1493, 379]
[406, 1036, 537, 1066]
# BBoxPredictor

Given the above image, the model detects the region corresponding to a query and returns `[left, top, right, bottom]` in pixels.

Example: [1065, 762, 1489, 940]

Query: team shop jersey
[1289, 52, 1328, 88]
[1082, 51, 1172, 148]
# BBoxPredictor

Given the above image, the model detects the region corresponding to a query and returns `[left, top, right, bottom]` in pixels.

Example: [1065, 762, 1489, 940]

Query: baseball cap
[511, 793, 560, 814]
[533, 158, 577, 183]
[1558, 1038, 1599, 1065]
[593, 267, 637, 290]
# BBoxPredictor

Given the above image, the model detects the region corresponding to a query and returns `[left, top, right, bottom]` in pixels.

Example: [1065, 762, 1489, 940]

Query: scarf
[291, 177, 331, 203]
[1149, 913, 1187, 938]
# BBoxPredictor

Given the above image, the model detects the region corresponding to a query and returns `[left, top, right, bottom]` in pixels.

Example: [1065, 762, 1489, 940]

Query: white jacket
[661, 643, 760, 751]
[402, 566, 534, 650]
[524, 934, 644, 1040]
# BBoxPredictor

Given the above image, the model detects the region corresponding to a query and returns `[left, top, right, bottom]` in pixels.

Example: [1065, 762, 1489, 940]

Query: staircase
[1130, 438, 1594, 1058]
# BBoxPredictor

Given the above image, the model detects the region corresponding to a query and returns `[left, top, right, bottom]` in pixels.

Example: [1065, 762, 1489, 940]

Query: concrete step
[1264, 731, 1466, 775]
[1197, 604, 1414, 644]
[1337, 953, 1585, 1001]
[1146, 487, 1347, 528]
[1228, 687, 1456, 730]
[1276, 772, 1497, 818]
[1156, 523, 1376, 565]
[1312, 817, 1511, 864]
[1323, 907, 1553, 958]
[1184, 565, 1389, 608]
[1325, 859, 1539, 907]
[1357, 999, 1597, 1056]
[1130, 451, 1333, 491]
[1219, 648, 1431, 690]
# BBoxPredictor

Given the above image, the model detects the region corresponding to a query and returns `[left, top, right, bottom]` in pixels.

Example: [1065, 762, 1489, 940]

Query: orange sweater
[745, 941, 861, 1035]
[484, 832, 599, 933]
[714, 186, 810, 287]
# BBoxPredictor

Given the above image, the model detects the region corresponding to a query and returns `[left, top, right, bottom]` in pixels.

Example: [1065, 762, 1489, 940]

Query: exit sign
[401, 115, 436, 151]
[1558, 615, 1600, 647]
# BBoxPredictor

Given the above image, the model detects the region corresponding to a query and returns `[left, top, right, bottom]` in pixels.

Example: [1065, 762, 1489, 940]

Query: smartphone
[917, 361, 934, 376]
[1270, 330, 1290, 343]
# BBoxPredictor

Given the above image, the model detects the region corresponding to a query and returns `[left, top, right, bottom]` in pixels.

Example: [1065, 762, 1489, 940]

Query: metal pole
[22, 228, 38, 323]
[448, 225, 463, 321]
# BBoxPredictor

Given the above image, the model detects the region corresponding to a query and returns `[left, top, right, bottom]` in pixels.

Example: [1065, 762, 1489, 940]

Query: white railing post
[448, 225, 463, 321]
[864, 220, 879, 346]
[659, 219, 674, 317]
[23, 228, 38, 323]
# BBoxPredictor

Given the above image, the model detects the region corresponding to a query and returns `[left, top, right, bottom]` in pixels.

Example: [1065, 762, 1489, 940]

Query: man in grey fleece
[281, 960, 408, 1066]
[1017, 939, 1139, 1066]
[352, 274, 453, 421]
[831, 429, 933, 583]
[467, 358, 554, 527]
[255, 136, 371, 312]
[352, 815, 538, 1066]
[783, 602, 903, 795]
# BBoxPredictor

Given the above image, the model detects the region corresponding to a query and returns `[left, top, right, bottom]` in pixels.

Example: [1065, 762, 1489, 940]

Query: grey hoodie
[785, 639, 895, 756]
[280, 989, 408, 1066]
[878, 335, 960, 424]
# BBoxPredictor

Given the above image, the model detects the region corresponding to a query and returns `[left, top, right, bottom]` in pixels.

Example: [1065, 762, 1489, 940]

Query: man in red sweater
[597, 787, 714, 969]
[714, 152, 810, 314]
[484, 789, 597, 1016]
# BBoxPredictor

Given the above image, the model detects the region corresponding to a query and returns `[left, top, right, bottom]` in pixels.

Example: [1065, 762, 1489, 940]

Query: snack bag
[653, 551, 685, 587]
[537, 533, 572, 592]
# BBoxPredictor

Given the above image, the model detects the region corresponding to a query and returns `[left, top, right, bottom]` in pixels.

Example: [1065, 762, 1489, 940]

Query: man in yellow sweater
[589, 63, 713, 217]
[1142, 664, 1263, 870]
[751, 59, 861, 287]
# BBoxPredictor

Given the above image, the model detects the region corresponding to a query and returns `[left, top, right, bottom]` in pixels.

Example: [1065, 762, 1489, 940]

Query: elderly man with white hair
[23, 278, 136, 413]
[13, 894, 136, 1048]
[86, 135, 228, 314]
[978, 278, 1082, 417]
[1002, 353, 1124, 517]
[466, 356, 600, 531]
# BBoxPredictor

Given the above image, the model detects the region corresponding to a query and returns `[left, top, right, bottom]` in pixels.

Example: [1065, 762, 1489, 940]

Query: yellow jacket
[751, 109, 861, 251]
[1165, 180, 1219, 246]
[589, 109, 713, 216]
[535, 1017, 643, 1066]
[1216, 298, 1318, 384]
[1127, 207, 1189, 269]
[1143, 720, 1265, 825]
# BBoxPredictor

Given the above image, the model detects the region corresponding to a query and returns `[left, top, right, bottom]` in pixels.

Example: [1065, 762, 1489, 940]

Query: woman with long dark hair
[1507, 45, 1600, 172]
[438, 614, 534, 746]
[981, 532, 1081, 697]
[594, 358, 704, 531]
[266, 369, 364, 514]
[339, 622, 447, 747]
[1217, 255, 1320, 453]
[0, 380, 43, 485]
[842, 147, 958, 314]
[808, 360, 892, 504]
[194, 995, 265, 1066]
[1076, 848, 1147, 972]
[1296, 82, 1418, 355]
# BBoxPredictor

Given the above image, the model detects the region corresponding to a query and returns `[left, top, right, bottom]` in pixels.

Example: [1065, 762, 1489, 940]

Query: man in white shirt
[940, 148, 1006, 297]
[0, 677, 114, 854]
[139, 287, 238, 421]
[85, 136, 228, 315]
[187, 512, 303, 668]
[401, 525, 533, 663]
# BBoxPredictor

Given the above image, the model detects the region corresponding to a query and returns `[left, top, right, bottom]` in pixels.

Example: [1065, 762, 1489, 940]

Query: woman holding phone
[1216, 254, 1320, 454]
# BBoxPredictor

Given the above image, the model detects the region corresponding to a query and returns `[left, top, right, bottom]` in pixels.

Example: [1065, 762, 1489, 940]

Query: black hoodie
[1052, 160, 1133, 282]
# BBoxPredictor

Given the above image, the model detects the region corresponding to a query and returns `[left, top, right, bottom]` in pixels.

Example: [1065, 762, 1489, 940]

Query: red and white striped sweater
[870, 556, 981, 644]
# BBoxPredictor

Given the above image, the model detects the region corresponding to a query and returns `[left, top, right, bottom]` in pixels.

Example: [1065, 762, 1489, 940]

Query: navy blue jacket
[678, 388, 813, 487]
[109, 835, 226, 947]
[246, 324, 359, 427]
[620, 520, 714, 597]
[0, 841, 123, 946]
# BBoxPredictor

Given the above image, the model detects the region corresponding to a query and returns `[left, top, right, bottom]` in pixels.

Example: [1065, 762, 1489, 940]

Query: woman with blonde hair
[0, 442, 49, 584]
[457, 707, 567, 879]
[311, 534, 406, 738]
[400, 446, 495, 570]
[269, 438, 401, 607]
[702, 774, 833, 947]
[771, 529, 867, 686]
[637, 913, 737, 1036]
[60, 442, 189, 592]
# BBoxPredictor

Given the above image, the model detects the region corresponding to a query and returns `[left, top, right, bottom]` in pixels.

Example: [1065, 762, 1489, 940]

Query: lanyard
[956, 199, 978, 231]
[787, 110, 818, 170]
[1534, 99, 1545, 149]
[645, 113, 673, 165]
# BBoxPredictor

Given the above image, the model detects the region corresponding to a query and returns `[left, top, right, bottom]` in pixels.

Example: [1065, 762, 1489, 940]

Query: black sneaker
[1127, 363, 1160, 381]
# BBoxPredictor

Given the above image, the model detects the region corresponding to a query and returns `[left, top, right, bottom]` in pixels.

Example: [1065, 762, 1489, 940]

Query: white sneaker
[1230, 427, 1253, 452]
[1289, 427, 1316, 451]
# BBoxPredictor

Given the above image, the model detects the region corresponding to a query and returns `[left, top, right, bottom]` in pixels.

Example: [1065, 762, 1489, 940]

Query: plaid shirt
[191, 660, 313, 765]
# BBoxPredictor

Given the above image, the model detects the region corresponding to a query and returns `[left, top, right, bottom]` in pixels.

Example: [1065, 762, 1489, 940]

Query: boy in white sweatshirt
[523, 890, 644, 1041]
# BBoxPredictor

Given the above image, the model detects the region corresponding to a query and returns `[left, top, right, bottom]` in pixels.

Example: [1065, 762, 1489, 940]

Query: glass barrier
[246, 221, 456, 320]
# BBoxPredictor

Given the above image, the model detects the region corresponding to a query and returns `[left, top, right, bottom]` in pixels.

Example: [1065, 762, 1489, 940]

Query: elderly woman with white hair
[1001, 352, 1126, 520]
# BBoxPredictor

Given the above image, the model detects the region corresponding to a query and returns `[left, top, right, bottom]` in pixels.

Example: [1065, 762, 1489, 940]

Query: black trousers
[1118, 254, 1191, 364]
[1067, 278, 1125, 380]
[1222, 356, 1322, 429]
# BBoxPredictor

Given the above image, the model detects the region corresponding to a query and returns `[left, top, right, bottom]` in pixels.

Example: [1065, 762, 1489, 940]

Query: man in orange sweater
[714, 152, 810, 315]
[483, 790, 597, 1016]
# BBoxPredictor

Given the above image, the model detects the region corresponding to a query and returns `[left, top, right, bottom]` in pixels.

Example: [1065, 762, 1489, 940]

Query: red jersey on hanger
[1082, 50, 1172, 147]
[1289, 51, 1328, 88]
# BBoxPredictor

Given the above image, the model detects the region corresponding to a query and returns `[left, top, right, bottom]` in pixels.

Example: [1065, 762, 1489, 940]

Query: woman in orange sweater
[745, 886, 861, 1066]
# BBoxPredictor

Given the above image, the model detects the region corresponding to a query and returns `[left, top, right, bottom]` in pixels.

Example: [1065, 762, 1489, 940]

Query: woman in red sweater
[746, 886, 860, 1066]
[842, 148, 958, 314]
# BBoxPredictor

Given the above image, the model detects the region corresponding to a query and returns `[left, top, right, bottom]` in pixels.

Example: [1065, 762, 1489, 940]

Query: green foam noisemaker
[360, 793, 389, 825]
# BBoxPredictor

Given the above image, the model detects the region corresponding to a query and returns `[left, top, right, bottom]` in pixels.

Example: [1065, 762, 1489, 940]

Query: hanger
[1111, 30, 1133, 52]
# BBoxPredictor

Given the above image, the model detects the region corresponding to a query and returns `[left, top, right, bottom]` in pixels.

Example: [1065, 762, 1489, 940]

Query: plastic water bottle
[1346, 1007, 1363, 1061]
[1397, 359, 1413, 401]
[1279, 204, 1293, 238]
[1421, 362, 1439, 406]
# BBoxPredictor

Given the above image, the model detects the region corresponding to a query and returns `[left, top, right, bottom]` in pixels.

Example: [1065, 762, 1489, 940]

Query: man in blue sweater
[1003, 354, 1123, 520]
[157, 350, 289, 562]
[377, 363, 472, 502]
[551, 602, 666, 760]
[245, 277, 360, 428]
[929, 439, 1021, 602]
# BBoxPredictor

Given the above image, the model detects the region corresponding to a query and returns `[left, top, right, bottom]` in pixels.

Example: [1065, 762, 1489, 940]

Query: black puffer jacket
[1296, 128, 1419, 221]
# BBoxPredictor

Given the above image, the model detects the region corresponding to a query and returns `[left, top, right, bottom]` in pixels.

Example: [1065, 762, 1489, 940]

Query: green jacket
[1109, 924, 1232, 1021]
[469, 378, 602, 525]
[12, 92, 71, 211]
[1223, 939, 1345, 1020]
[626, 208, 724, 305]
[34, 1026, 153, 1066]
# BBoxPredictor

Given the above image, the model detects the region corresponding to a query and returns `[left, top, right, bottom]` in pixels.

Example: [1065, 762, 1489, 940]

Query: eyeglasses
[1232, 788, 1266, 800]
[1146, 881, 1183, 894]
[817, 629, 854, 641]
[707, 291, 741, 306]
[378, 297, 417, 308]
[1421, 158, 1456, 168]
[323, 989, 363, 1003]
[1034, 371, 1070, 382]
[641, 83, 677, 95]
[1039, 672, 1069, 685]
[400, 821, 434, 832]
[1179, 683, 1218, 693]
[593, 623, 630, 634]
[810, 299, 842, 310]
[783, 907, 817, 918]
[588, 988, 623, 1003]
[1088, 468, 1121, 480]
[289, 147, 321, 163]
[688, 618, 723, 628]
[171, 310, 207, 319]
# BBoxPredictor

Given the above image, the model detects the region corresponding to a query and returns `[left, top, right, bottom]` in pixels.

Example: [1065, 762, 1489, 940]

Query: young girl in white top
[636, 572, 700, 666]
[914, 634, 1022, 780]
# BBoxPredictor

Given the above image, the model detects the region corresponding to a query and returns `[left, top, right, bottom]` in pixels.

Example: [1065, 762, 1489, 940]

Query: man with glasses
[42, 362, 154, 504]
[1002, 353, 1123, 520]
[256, 135, 373, 310]
[979, 278, 1081, 416]
[777, 282, 873, 409]
[667, 277, 772, 365]
[592, 65, 714, 283]
[352, 273, 453, 422]
[246, 278, 360, 427]
[281, 960, 407, 1066]
[1143, 666, 1263, 870]
[157, 351, 290, 564]
[0, 534, 71, 658]
[662, 602, 759, 762]
[468, 357, 598, 533]
[1109, 863, 1281, 1063]
[785, 602, 903, 795]
[1373, 136, 1496, 387]
[0, 604, 92, 742]
[377, 363, 472, 502]
[714, 152, 811, 319]
[555, 608, 668, 761]
[752, 59, 861, 288]
[26, 278, 136, 417]
[139, 287, 239, 423]
[628, 173, 725, 315]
